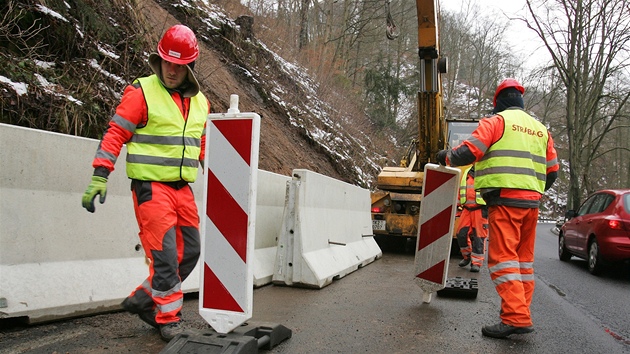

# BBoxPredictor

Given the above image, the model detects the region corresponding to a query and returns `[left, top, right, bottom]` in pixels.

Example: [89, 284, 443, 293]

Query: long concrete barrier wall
[0, 123, 287, 322]
[273, 169, 382, 288]
[0, 124, 379, 322]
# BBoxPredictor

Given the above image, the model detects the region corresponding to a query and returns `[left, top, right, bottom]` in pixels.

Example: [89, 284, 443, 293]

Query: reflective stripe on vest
[126, 75, 208, 182]
[459, 165, 485, 205]
[474, 109, 548, 194]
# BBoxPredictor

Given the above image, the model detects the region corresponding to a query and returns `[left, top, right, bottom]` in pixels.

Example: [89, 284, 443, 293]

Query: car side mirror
[565, 210, 577, 219]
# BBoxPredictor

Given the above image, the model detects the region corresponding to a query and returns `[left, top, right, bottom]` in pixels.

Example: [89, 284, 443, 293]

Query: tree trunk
[298, 0, 310, 49]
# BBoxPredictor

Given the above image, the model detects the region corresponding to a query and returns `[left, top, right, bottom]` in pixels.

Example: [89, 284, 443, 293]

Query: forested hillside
[2, 0, 629, 216]
[1, 0, 394, 187]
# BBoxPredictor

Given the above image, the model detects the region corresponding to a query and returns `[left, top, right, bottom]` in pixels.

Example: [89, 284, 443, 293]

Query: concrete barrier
[253, 171, 291, 287]
[0, 123, 204, 322]
[273, 169, 382, 288]
[0, 123, 285, 322]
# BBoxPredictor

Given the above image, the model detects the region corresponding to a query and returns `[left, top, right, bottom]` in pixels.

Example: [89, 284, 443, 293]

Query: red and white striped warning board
[414, 163, 460, 303]
[199, 111, 260, 334]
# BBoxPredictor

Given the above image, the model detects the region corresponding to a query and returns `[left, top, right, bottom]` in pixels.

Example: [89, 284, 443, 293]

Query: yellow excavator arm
[415, 0, 447, 172]
[376, 0, 446, 192]
[372, 0, 480, 243]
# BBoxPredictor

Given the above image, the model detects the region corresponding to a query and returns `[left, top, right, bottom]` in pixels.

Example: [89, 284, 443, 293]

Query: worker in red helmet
[81, 24, 210, 342]
[436, 78, 559, 338]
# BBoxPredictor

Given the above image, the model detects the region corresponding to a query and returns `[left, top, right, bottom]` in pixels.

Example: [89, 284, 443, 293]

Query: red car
[559, 189, 630, 275]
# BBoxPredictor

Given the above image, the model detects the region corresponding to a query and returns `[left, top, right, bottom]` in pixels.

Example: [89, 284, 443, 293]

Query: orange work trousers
[487, 204, 538, 328]
[127, 180, 201, 325]
[456, 207, 488, 266]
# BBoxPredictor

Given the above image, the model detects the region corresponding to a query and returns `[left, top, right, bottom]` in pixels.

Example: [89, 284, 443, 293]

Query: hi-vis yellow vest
[459, 165, 485, 206]
[126, 75, 208, 182]
[475, 109, 548, 194]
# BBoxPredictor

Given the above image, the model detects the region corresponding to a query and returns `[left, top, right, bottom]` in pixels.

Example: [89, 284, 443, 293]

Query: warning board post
[163, 96, 292, 352]
[413, 163, 461, 303]
[200, 106, 260, 334]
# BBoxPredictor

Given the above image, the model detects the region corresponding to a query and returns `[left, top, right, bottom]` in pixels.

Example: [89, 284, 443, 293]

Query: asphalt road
[534, 223, 630, 347]
[1, 223, 629, 353]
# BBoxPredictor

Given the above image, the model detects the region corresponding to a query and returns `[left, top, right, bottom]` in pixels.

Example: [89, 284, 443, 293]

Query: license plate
[372, 220, 386, 231]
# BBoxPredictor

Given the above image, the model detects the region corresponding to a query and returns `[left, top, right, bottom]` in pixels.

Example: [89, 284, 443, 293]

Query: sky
[439, 0, 550, 70]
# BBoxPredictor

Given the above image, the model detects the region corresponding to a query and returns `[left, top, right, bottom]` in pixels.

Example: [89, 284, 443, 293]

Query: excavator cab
[446, 119, 481, 149]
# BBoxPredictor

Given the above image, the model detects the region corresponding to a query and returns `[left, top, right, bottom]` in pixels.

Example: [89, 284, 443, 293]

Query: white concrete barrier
[273, 169, 382, 288]
[0, 123, 203, 322]
[253, 171, 291, 287]
[0, 123, 285, 322]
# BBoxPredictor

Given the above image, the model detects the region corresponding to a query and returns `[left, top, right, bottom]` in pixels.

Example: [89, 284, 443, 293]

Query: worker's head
[157, 25, 199, 65]
[149, 25, 200, 95]
[493, 78, 525, 114]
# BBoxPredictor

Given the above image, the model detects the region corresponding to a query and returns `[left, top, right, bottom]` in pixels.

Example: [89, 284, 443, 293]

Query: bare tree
[0, 1, 48, 58]
[523, 0, 630, 209]
[440, 2, 520, 120]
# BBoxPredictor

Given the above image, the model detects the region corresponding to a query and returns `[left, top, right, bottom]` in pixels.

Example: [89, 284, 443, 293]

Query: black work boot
[121, 297, 158, 329]
[481, 322, 534, 339]
[160, 321, 184, 342]
[459, 257, 471, 267]
[470, 264, 480, 272]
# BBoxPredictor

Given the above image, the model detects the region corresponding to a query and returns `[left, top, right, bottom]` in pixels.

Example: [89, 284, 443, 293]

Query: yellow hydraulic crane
[372, 0, 478, 248]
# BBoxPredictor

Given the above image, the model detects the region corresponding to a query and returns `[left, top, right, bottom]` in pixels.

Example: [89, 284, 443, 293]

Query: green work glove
[82, 176, 108, 213]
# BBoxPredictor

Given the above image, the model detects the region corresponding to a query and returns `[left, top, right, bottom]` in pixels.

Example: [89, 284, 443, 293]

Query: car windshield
[624, 193, 630, 214]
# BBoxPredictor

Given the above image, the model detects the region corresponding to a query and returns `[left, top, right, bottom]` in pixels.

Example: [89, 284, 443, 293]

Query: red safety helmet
[493, 78, 525, 107]
[157, 25, 199, 65]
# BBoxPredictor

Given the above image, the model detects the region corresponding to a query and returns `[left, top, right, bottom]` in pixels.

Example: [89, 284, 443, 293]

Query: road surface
[1, 223, 629, 353]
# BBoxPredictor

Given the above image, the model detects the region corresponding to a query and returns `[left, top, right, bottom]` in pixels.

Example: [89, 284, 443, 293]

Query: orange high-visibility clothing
[487, 205, 538, 327]
[475, 110, 549, 195]
[446, 108, 559, 329]
[457, 208, 488, 266]
[126, 75, 207, 183]
[130, 180, 200, 324]
[92, 78, 209, 175]
[445, 109, 559, 207]
[91, 75, 210, 325]
[456, 168, 488, 266]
